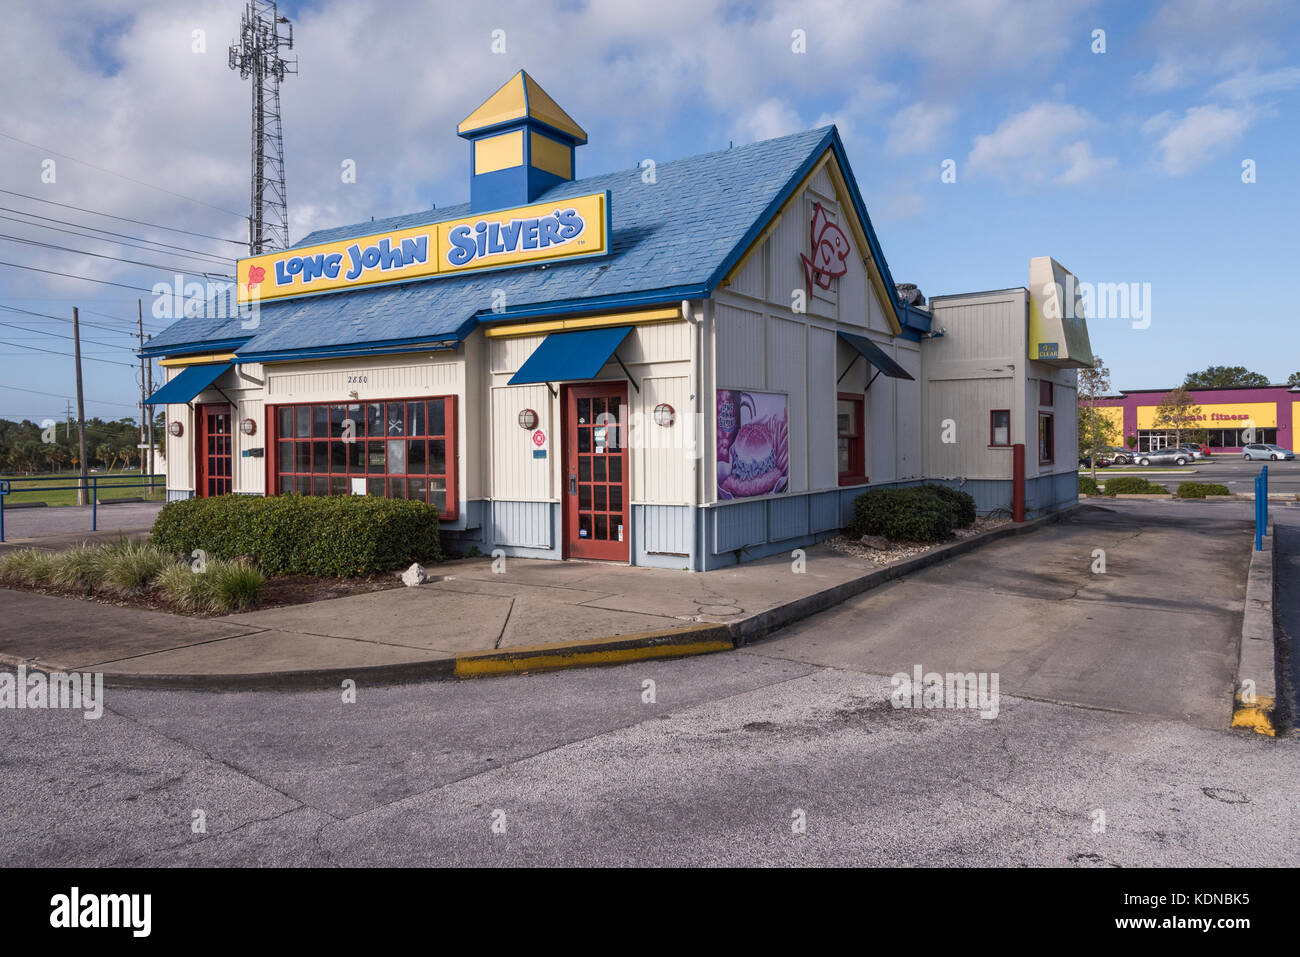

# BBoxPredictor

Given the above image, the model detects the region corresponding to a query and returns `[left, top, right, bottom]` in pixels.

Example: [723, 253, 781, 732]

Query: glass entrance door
[563, 382, 629, 561]
[197, 403, 233, 497]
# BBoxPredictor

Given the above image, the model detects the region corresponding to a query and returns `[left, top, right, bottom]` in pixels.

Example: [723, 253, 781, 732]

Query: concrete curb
[4, 506, 1079, 691]
[17, 622, 733, 691]
[1232, 525, 1278, 736]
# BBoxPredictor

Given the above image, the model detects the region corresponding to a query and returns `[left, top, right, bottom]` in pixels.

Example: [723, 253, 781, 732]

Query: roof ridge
[295, 126, 835, 249]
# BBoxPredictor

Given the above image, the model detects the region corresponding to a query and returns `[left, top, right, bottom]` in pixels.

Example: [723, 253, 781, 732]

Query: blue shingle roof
[143, 126, 893, 361]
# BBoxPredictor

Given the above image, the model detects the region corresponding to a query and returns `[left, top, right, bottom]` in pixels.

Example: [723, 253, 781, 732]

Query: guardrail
[1254, 464, 1269, 550]
[0, 473, 164, 543]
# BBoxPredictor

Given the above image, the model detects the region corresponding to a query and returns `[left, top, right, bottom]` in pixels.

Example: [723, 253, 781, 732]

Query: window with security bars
[271, 396, 457, 519]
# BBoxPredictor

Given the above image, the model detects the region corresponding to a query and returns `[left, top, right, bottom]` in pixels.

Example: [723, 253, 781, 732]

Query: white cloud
[1134, 55, 1189, 93]
[1148, 104, 1253, 175]
[729, 98, 805, 144]
[1057, 141, 1117, 184]
[886, 102, 956, 155]
[967, 103, 1114, 184]
[1210, 66, 1300, 100]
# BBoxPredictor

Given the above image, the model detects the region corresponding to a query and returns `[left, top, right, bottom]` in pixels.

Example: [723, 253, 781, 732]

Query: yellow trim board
[482, 306, 681, 338]
[720, 147, 902, 336]
[159, 353, 237, 368]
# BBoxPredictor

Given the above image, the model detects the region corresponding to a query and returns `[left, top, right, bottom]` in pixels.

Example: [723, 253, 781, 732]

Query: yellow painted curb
[453, 625, 733, 678]
[1232, 695, 1276, 737]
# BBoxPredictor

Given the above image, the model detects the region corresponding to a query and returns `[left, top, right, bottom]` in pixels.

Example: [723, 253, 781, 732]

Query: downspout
[686, 298, 703, 571]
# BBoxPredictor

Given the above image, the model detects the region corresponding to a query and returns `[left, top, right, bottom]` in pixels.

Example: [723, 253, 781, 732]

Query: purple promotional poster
[716, 389, 789, 499]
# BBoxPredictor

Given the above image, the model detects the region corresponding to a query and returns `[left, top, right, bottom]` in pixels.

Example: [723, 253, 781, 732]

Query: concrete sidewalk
[0, 509, 1074, 687]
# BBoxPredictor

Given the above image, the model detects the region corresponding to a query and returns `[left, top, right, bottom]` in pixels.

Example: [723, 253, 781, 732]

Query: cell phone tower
[229, 0, 296, 254]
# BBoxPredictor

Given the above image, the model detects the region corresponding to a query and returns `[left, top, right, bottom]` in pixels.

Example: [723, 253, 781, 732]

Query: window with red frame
[837, 393, 866, 485]
[1038, 412, 1055, 464]
[990, 409, 1011, 446]
[271, 396, 456, 519]
[1039, 379, 1054, 407]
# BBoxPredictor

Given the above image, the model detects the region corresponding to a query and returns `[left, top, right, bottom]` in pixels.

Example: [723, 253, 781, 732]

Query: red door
[563, 382, 629, 561]
[196, 403, 233, 497]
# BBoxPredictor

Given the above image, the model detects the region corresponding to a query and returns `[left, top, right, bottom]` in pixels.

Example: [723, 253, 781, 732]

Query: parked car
[1079, 451, 1112, 467]
[1174, 444, 1208, 460]
[1102, 446, 1137, 465]
[1242, 444, 1296, 461]
[1135, 448, 1193, 466]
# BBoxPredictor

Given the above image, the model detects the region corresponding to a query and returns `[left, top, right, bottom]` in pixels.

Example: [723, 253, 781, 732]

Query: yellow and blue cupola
[459, 70, 587, 214]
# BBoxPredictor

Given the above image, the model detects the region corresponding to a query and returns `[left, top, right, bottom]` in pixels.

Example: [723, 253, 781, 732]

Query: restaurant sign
[237, 191, 611, 304]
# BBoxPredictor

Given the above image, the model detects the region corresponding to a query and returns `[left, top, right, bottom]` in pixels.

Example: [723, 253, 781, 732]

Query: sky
[1, 0, 1298, 425]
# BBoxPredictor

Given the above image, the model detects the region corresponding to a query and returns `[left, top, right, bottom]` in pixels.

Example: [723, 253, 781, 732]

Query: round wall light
[168, 421, 184, 437]
[518, 408, 538, 430]
[653, 403, 676, 427]
[240, 418, 257, 436]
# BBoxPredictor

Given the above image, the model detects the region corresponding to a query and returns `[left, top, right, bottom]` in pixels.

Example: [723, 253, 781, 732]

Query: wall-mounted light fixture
[518, 408, 538, 430]
[240, 418, 257, 436]
[168, 421, 184, 437]
[653, 403, 676, 427]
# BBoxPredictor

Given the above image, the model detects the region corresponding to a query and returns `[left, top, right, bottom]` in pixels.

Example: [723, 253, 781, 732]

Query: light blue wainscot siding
[700, 491, 846, 571]
[166, 489, 194, 502]
[486, 500, 562, 560]
[634, 504, 695, 570]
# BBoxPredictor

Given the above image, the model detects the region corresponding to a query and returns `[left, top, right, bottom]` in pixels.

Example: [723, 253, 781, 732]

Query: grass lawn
[1, 469, 165, 507]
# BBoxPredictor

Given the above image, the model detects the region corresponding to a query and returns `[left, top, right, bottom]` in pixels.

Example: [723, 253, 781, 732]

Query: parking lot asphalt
[747, 500, 1252, 727]
[1086, 458, 1300, 495]
[0, 501, 162, 547]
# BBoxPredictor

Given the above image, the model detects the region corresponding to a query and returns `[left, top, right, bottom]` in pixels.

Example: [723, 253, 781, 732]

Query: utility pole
[138, 299, 147, 476]
[72, 307, 88, 507]
[145, 333, 155, 478]
[229, 1, 296, 254]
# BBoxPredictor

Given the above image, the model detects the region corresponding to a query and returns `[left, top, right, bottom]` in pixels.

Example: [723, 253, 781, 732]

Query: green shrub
[1175, 481, 1231, 499]
[0, 547, 59, 586]
[1078, 475, 1100, 495]
[1101, 476, 1168, 496]
[207, 560, 265, 612]
[49, 543, 109, 591]
[155, 561, 216, 613]
[922, 484, 976, 527]
[847, 487, 957, 543]
[152, 494, 442, 577]
[99, 543, 170, 595]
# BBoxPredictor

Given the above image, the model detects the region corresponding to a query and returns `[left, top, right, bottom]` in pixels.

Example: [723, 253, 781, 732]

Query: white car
[1242, 444, 1295, 461]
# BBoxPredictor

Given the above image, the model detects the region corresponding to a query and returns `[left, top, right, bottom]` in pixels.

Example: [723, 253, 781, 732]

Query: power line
[0, 189, 244, 248]
[0, 208, 234, 266]
[0, 260, 157, 293]
[0, 319, 135, 351]
[0, 384, 144, 410]
[0, 303, 159, 337]
[0, 232, 234, 280]
[0, 337, 135, 367]
[0, 133, 249, 222]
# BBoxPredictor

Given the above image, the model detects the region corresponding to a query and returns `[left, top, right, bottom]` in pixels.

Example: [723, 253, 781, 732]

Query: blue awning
[508, 326, 633, 386]
[837, 331, 914, 380]
[145, 362, 233, 405]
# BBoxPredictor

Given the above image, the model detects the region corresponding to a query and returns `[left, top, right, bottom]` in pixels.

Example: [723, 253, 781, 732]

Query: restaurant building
[1087, 385, 1297, 453]
[143, 72, 1092, 569]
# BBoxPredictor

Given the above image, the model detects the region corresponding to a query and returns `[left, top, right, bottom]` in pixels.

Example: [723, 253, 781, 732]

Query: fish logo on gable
[800, 201, 850, 292]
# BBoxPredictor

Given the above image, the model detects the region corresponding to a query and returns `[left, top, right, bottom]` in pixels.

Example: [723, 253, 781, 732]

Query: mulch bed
[255, 573, 403, 609]
[823, 515, 1012, 567]
[0, 572, 404, 618]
